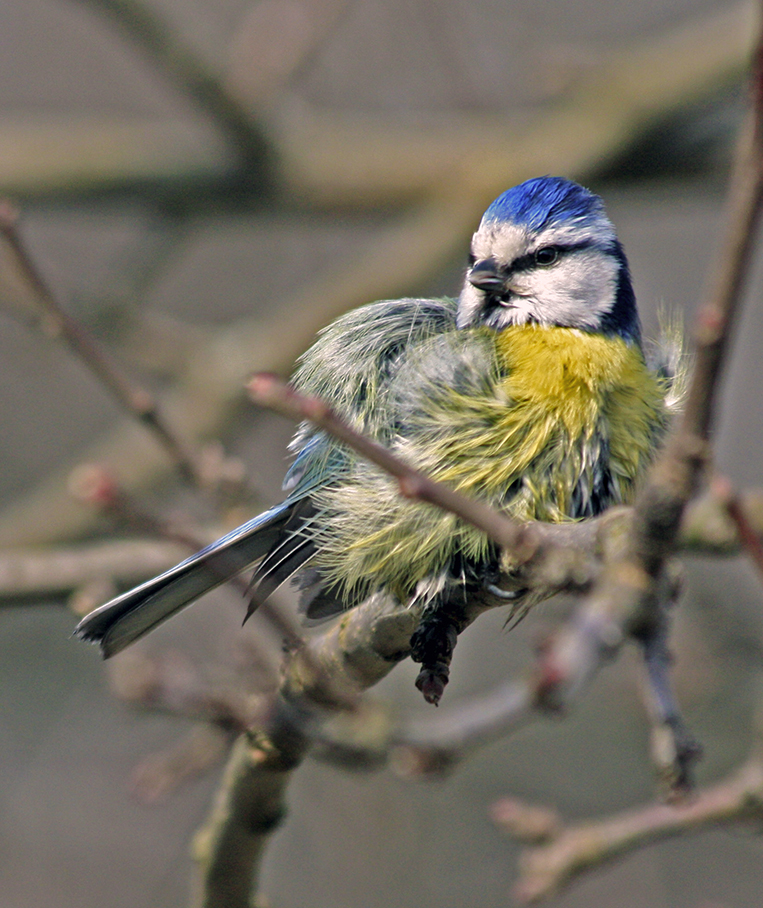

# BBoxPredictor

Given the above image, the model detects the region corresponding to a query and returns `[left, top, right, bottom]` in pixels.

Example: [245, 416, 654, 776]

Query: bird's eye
[534, 246, 558, 266]
[467, 252, 476, 266]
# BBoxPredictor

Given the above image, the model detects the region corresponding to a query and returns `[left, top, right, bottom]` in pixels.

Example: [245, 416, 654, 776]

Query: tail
[75, 502, 295, 658]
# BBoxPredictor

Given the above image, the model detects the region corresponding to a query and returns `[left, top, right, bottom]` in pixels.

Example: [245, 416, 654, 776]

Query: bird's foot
[414, 662, 450, 705]
[410, 617, 459, 706]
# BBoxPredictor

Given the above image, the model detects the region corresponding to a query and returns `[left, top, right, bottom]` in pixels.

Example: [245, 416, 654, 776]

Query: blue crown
[482, 177, 605, 232]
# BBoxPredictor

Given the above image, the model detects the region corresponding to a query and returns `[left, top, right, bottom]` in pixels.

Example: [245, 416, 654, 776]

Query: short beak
[467, 258, 504, 293]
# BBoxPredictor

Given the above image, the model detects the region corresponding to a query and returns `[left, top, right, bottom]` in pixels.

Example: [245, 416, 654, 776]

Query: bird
[76, 176, 678, 704]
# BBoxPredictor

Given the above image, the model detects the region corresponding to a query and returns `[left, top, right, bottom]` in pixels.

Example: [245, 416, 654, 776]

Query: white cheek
[522, 255, 618, 328]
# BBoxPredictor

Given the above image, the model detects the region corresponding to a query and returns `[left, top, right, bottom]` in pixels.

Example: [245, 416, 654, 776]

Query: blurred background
[2, 1, 763, 906]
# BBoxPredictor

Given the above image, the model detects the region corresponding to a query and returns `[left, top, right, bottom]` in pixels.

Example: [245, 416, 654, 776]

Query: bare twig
[248, 373, 539, 556]
[638, 614, 703, 795]
[227, 0, 352, 110]
[493, 755, 763, 903]
[0, 539, 187, 604]
[130, 724, 233, 805]
[712, 474, 763, 578]
[680, 485, 763, 553]
[107, 648, 267, 730]
[0, 203, 213, 489]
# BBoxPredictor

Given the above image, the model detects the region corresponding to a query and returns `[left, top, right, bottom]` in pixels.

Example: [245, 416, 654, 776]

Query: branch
[190, 733, 296, 908]
[493, 753, 763, 903]
[0, 202, 216, 491]
[226, 0, 352, 111]
[107, 648, 268, 731]
[248, 373, 538, 556]
[711, 475, 763, 577]
[74, 0, 272, 182]
[280, 1, 754, 206]
[130, 724, 233, 805]
[627, 27, 763, 581]
[0, 538, 186, 605]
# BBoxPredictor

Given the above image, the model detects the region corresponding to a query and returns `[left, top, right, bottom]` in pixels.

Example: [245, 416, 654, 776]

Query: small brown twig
[493, 754, 763, 903]
[638, 611, 703, 795]
[0, 202, 214, 490]
[248, 372, 541, 559]
[712, 474, 763, 579]
[108, 647, 270, 728]
[130, 724, 233, 805]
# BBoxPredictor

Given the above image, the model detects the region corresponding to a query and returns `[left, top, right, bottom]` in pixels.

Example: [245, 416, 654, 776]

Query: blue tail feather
[75, 501, 295, 657]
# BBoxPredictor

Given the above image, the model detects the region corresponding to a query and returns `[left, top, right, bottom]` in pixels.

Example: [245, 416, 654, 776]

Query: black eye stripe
[507, 240, 594, 275]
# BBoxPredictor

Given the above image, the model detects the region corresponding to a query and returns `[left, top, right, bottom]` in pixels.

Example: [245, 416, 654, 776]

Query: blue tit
[76, 176, 674, 703]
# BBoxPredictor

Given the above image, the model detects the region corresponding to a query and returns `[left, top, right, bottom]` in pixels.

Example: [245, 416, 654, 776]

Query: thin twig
[712, 474, 763, 577]
[108, 648, 265, 730]
[248, 373, 540, 557]
[493, 756, 763, 904]
[0, 202, 211, 489]
[130, 724, 233, 805]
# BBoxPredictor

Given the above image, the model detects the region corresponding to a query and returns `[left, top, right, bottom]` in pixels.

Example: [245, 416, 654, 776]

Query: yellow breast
[488, 323, 665, 515]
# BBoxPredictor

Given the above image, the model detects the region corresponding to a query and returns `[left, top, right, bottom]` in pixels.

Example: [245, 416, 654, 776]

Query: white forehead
[470, 215, 617, 264]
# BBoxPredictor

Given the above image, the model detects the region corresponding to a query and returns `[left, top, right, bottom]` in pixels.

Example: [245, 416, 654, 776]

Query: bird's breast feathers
[494, 324, 664, 460]
[307, 319, 668, 603]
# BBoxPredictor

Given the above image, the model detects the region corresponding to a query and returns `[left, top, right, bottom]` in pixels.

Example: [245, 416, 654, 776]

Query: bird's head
[457, 176, 640, 343]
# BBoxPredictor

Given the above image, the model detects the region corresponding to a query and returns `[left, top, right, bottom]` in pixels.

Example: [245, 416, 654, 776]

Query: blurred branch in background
[75, 0, 274, 185]
[0, 201, 214, 489]
[0, 3, 754, 202]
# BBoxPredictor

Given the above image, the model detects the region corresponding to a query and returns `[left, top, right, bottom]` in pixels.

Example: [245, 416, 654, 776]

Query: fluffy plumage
[76, 177, 677, 688]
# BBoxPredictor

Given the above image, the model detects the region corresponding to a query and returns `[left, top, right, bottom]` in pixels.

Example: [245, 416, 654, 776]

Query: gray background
[2, 2, 763, 907]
